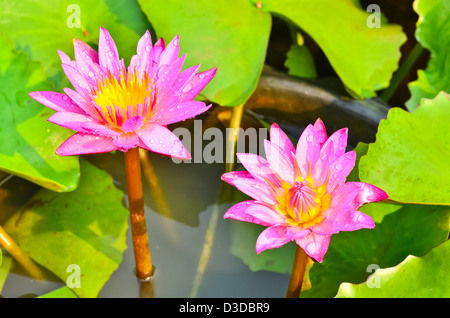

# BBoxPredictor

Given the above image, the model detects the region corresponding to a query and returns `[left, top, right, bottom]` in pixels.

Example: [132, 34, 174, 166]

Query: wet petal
[158, 35, 180, 66]
[295, 124, 321, 178]
[122, 115, 144, 133]
[264, 140, 295, 185]
[222, 171, 277, 204]
[28, 91, 84, 114]
[152, 101, 212, 125]
[270, 123, 295, 156]
[224, 200, 272, 226]
[56, 132, 117, 156]
[137, 123, 191, 160]
[295, 232, 330, 263]
[256, 226, 292, 254]
[98, 27, 122, 79]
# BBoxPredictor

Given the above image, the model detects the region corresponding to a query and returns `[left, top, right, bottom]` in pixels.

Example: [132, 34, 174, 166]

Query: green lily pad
[0, 255, 12, 294]
[3, 159, 129, 298]
[140, 0, 405, 106]
[262, 0, 406, 99]
[336, 239, 450, 298]
[285, 44, 317, 79]
[359, 91, 450, 205]
[406, 0, 450, 110]
[302, 203, 450, 298]
[0, 33, 79, 192]
[0, 0, 146, 88]
[138, 0, 271, 107]
[38, 286, 78, 298]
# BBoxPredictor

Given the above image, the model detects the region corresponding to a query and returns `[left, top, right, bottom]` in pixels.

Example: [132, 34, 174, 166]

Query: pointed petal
[256, 226, 292, 254]
[178, 67, 217, 103]
[295, 124, 321, 178]
[28, 91, 84, 114]
[63, 88, 102, 121]
[48, 111, 94, 132]
[314, 118, 328, 147]
[137, 123, 191, 160]
[98, 27, 122, 79]
[57, 50, 76, 68]
[295, 232, 331, 263]
[326, 151, 356, 192]
[236, 153, 280, 186]
[264, 140, 295, 184]
[73, 38, 104, 85]
[152, 38, 165, 64]
[270, 123, 295, 156]
[244, 202, 288, 226]
[158, 35, 180, 65]
[151, 101, 212, 125]
[61, 63, 93, 97]
[332, 181, 389, 211]
[221, 171, 277, 205]
[224, 200, 274, 227]
[56, 132, 117, 156]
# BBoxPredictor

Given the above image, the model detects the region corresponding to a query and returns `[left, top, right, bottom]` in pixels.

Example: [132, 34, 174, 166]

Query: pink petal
[326, 151, 356, 192]
[152, 38, 165, 64]
[256, 226, 292, 254]
[270, 123, 295, 156]
[122, 115, 144, 133]
[221, 171, 277, 205]
[28, 91, 84, 114]
[56, 133, 117, 156]
[295, 232, 331, 263]
[132, 30, 155, 78]
[137, 123, 191, 160]
[236, 153, 280, 186]
[57, 50, 76, 68]
[224, 200, 272, 226]
[113, 133, 140, 152]
[178, 67, 217, 103]
[48, 111, 94, 131]
[63, 88, 102, 121]
[244, 203, 288, 226]
[73, 38, 104, 85]
[339, 210, 375, 231]
[98, 27, 122, 80]
[172, 64, 201, 93]
[332, 181, 389, 211]
[320, 128, 348, 162]
[264, 140, 295, 185]
[310, 217, 339, 235]
[61, 63, 93, 98]
[295, 124, 321, 178]
[314, 118, 328, 147]
[158, 35, 180, 66]
[151, 101, 212, 125]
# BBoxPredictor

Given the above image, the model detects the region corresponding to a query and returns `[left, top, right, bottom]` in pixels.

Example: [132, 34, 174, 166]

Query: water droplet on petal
[108, 50, 114, 58]
[199, 73, 204, 79]
[145, 45, 151, 52]
[182, 83, 192, 93]
[62, 95, 69, 101]
[306, 135, 314, 142]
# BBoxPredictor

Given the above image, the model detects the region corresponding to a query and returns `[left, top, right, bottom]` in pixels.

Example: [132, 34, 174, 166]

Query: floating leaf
[0, 0, 146, 88]
[0, 33, 79, 192]
[406, 0, 450, 110]
[140, 0, 405, 106]
[138, 0, 271, 107]
[3, 159, 129, 298]
[38, 286, 78, 298]
[359, 92, 450, 205]
[336, 239, 450, 297]
[0, 255, 12, 294]
[285, 44, 317, 79]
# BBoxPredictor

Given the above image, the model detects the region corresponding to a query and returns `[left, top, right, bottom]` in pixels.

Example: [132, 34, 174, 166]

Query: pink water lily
[222, 120, 388, 262]
[29, 28, 216, 159]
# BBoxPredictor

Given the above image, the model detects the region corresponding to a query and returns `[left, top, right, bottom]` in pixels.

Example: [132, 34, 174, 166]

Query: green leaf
[336, 239, 450, 297]
[302, 203, 450, 298]
[0, 255, 13, 294]
[285, 44, 317, 79]
[3, 159, 129, 298]
[140, 0, 404, 106]
[262, 0, 406, 98]
[359, 92, 450, 205]
[0, 0, 146, 88]
[38, 286, 78, 298]
[406, 0, 450, 111]
[138, 0, 271, 107]
[0, 33, 79, 192]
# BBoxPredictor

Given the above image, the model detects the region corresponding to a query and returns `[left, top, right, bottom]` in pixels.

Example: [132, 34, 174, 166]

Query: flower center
[93, 71, 152, 128]
[279, 181, 329, 227]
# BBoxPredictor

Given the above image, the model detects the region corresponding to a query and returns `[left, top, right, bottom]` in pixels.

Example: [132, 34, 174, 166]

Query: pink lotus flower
[29, 28, 216, 159]
[222, 120, 388, 262]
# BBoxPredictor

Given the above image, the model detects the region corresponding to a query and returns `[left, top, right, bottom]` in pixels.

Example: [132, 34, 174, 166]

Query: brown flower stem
[286, 245, 309, 298]
[124, 147, 153, 280]
[0, 225, 45, 281]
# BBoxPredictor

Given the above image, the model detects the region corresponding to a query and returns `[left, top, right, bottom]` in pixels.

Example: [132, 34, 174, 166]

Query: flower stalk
[286, 245, 309, 298]
[0, 226, 45, 281]
[125, 147, 153, 280]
